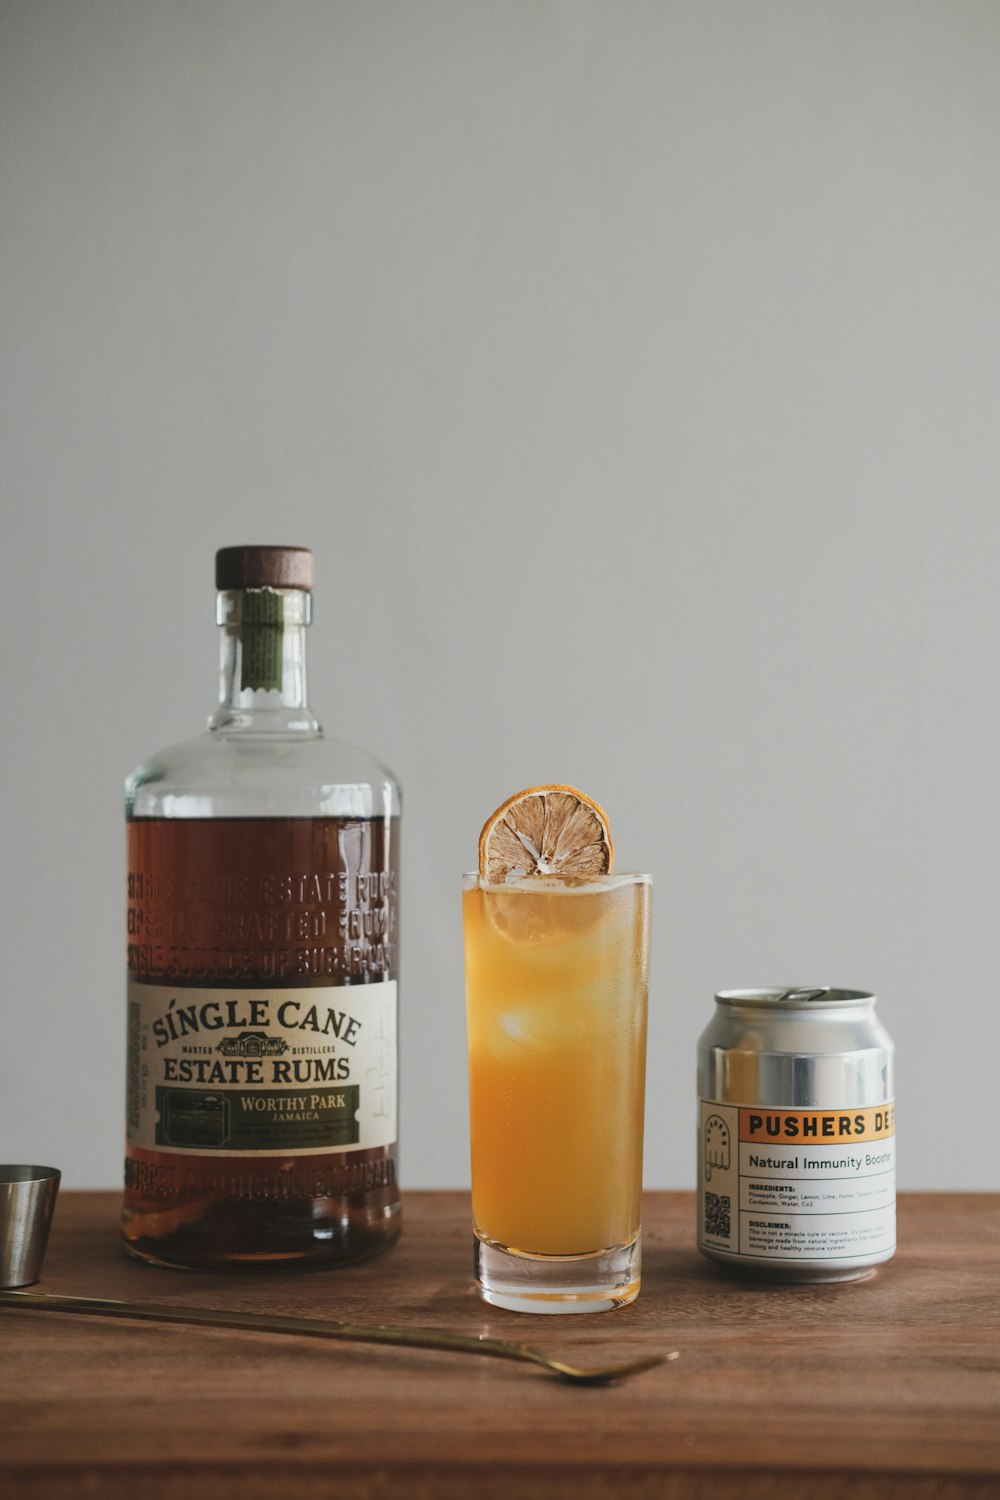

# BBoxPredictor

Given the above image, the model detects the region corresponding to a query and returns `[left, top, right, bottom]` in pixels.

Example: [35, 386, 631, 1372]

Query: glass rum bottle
[124, 546, 401, 1269]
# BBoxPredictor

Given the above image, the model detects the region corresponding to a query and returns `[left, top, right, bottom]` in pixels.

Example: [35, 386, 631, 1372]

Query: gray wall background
[2, 0, 998, 1192]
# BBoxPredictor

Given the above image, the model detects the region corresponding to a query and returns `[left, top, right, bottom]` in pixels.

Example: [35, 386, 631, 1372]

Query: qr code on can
[704, 1191, 731, 1239]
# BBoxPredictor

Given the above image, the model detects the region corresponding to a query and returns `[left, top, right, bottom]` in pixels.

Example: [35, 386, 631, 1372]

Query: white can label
[698, 1101, 895, 1264]
[127, 980, 397, 1156]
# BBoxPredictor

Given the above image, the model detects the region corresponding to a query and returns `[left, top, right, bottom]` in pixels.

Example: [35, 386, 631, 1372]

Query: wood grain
[2, 1192, 998, 1498]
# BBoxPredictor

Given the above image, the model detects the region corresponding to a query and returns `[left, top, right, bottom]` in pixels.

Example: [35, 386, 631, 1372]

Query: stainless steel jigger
[0, 1166, 61, 1288]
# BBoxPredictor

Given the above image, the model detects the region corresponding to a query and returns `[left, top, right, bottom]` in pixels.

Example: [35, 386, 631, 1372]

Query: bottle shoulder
[126, 730, 401, 820]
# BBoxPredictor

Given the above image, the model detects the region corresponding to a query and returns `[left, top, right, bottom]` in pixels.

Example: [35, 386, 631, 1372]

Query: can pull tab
[776, 987, 831, 1004]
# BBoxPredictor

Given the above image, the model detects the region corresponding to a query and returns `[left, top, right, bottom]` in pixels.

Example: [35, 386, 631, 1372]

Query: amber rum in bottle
[124, 546, 401, 1269]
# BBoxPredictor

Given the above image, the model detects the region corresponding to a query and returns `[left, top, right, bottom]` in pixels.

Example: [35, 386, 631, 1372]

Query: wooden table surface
[2, 1191, 999, 1499]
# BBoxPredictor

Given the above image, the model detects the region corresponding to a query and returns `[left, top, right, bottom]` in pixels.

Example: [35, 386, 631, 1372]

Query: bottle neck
[208, 588, 319, 734]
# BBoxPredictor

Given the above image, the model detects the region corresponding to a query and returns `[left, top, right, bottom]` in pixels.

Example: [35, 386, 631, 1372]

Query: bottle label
[127, 980, 397, 1156]
[697, 1100, 896, 1263]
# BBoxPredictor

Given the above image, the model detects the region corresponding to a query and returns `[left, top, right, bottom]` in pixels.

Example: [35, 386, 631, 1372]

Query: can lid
[215, 546, 314, 591]
[715, 987, 875, 1009]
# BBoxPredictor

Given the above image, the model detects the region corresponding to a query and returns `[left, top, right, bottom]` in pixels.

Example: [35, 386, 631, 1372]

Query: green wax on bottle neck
[239, 589, 284, 693]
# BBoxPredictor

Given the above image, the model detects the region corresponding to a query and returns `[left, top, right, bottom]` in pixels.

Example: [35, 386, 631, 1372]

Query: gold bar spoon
[0, 1289, 677, 1385]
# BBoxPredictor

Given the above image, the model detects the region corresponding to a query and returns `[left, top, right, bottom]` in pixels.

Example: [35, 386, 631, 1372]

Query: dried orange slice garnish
[478, 785, 614, 883]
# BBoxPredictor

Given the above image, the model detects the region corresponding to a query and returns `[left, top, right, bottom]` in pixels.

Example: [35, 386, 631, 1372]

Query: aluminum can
[697, 987, 895, 1282]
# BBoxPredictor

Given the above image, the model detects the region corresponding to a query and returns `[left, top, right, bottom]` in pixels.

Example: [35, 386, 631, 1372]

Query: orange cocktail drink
[463, 869, 650, 1312]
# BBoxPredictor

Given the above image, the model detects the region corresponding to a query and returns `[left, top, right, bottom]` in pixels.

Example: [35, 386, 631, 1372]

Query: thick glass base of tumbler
[474, 1233, 640, 1314]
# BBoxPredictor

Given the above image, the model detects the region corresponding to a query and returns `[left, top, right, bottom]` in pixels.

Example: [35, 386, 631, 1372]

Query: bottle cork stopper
[215, 546, 315, 591]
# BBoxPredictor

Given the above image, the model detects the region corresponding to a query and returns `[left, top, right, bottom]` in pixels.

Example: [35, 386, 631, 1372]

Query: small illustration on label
[159, 1091, 230, 1148]
[704, 1114, 731, 1182]
[217, 1032, 288, 1059]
